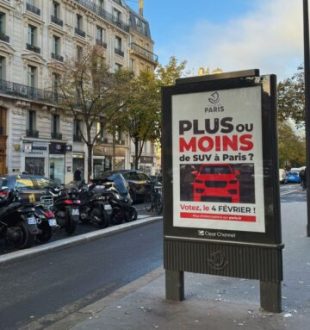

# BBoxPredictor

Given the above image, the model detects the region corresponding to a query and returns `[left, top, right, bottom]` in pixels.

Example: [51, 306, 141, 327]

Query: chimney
[139, 0, 144, 16]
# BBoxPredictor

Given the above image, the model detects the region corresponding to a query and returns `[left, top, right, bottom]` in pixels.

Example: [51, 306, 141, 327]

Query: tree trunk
[87, 144, 93, 182]
[134, 138, 139, 170]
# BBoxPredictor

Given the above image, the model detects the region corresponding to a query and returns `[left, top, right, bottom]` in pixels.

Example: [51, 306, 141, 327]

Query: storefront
[48, 142, 66, 183]
[23, 141, 49, 176]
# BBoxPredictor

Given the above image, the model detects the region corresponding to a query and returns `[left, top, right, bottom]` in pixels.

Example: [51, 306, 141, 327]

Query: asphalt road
[0, 219, 163, 330]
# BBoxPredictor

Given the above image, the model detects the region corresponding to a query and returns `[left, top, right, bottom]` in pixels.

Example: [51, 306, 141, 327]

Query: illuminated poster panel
[172, 86, 265, 232]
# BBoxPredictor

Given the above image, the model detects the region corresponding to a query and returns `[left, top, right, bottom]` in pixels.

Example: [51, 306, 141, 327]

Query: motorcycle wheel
[37, 223, 52, 243]
[13, 222, 35, 249]
[128, 207, 138, 222]
[91, 207, 109, 228]
[154, 197, 163, 215]
[64, 209, 77, 235]
[110, 207, 123, 226]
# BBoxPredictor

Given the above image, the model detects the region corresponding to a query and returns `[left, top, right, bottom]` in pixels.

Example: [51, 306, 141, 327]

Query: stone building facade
[0, 0, 158, 182]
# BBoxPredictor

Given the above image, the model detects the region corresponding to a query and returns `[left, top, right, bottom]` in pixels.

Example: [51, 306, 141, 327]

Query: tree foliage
[57, 45, 133, 180]
[278, 66, 305, 125]
[278, 121, 305, 168]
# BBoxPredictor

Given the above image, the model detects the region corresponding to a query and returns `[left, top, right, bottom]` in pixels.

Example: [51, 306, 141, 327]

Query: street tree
[278, 121, 305, 168]
[278, 66, 305, 125]
[57, 45, 133, 181]
[115, 71, 161, 170]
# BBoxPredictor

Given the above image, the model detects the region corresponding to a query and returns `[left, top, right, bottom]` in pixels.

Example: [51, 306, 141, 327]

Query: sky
[127, 0, 304, 81]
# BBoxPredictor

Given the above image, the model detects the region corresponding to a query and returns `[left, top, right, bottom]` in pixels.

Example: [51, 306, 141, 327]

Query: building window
[114, 36, 123, 56]
[27, 65, 37, 88]
[76, 14, 83, 30]
[73, 119, 82, 141]
[27, 110, 37, 137]
[112, 8, 121, 23]
[97, 121, 105, 141]
[0, 56, 6, 80]
[115, 63, 122, 71]
[28, 24, 37, 46]
[0, 12, 9, 44]
[97, 0, 104, 8]
[77, 45, 83, 61]
[51, 114, 61, 139]
[96, 26, 104, 41]
[53, 1, 60, 18]
[53, 35, 60, 55]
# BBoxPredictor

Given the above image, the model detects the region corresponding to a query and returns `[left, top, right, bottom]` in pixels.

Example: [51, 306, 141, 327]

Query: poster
[172, 86, 265, 232]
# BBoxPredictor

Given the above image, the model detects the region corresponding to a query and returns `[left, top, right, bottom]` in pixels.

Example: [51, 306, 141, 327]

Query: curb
[0, 215, 162, 266]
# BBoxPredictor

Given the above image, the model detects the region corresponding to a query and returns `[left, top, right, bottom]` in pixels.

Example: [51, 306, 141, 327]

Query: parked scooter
[95, 173, 138, 225]
[49, 185, 80, 235]
[78, 183, 112, 228]
[0, 187, 38, 249]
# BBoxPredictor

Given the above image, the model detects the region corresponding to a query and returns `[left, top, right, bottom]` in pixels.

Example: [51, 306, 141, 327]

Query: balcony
[130, 43, 158, 63]
[51, 53, 64, 62]
[26, 43, 41, 54]
[114, 48, 124, 57]
[51, 132, 62, 140]
[51, 15, 63, 27]
[96, 39, 107, 48]
[75, 27, 86, 38]
[0, 78, 59, 104]
[73, 134, 83, 142]
[74, 0, 129, 33]
[26, 2, 41, 16]
[0, 32, 9, 43]
[26, 129, 39, 138]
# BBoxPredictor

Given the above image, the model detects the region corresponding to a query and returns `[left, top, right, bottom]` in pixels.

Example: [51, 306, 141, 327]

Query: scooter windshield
[107, 174, 129, 195]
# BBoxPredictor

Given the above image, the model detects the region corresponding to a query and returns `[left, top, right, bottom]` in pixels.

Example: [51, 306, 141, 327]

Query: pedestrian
[74, 167, 82, 183]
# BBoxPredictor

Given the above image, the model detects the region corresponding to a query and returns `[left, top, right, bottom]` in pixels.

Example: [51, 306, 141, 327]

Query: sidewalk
[27, 195, 310, 330]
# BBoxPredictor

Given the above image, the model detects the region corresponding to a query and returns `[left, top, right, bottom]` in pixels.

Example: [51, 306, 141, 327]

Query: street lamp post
[303, 0, 310, 236]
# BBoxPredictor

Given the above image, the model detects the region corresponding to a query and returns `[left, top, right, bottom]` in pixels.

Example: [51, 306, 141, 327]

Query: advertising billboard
[172, 86, 265, 233]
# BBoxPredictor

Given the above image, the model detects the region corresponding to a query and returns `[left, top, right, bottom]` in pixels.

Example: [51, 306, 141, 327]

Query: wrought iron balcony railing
[130, 43, 158, 63]
[74, 0, 129, 32]
[51, 53, 64, 62]
[0, 79, 59, 104]
[26, 129, 39, 138]
[114, 48, 124, 57]
[0, 32, 9, 43]
[26, 2, 41, 16]
[51, 15, 63, 27]
[26, 43, 41, 54]
[96, 39, 107, 48]
[75, 27, 86, 38]
[51, 132, 62, 140]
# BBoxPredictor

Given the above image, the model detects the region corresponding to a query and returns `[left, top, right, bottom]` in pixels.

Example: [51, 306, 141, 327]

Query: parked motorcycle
[49, 186, 80, 235]
[34, 204, 58, 243]
[0, 187, 38, 249]
[78, 183, 112, 228]
[95, 173, 138, 225]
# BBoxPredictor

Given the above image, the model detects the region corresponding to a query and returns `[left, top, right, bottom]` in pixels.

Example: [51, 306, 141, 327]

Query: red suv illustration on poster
[192, 164, 240, 203]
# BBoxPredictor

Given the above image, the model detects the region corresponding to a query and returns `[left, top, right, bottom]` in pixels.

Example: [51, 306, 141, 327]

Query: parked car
[284, 171, 301, 184]
[192, 164, 240, 203]
[93, 170, 152, 203]
[0, 174, 59, 204]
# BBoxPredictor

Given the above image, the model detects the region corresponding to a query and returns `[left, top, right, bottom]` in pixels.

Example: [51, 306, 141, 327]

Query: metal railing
[114, 48, 124, 57]
[26, 2, 41, 16]
[26, 43, 41, 54]
[130, 43, 158, 63]
[51, 53, 64, 62]
[0, 79, 59, 104]
[51, 132, 62, 140]
[96, 39, 107, 48]
[0, 32, 9, 43]
[51, 15, 63, 27]
[74, 0, 129, 32]
[26, 129, 39, 138]
[75, 27, 86, 38]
